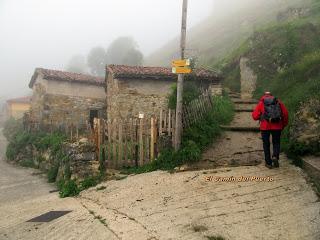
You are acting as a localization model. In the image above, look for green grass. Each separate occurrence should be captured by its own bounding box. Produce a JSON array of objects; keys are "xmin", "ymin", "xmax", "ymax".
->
[{"xmin": 19, "ymin": 159, "xmax": 36, "ymax": 168}]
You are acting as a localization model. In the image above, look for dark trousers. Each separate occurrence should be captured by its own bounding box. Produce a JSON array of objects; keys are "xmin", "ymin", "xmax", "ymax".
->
[{"xmin": 261, "ymin": 130, "xmax": 281, "ymax": 165}]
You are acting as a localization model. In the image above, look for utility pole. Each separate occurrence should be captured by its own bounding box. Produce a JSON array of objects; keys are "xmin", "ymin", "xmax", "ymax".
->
[{"xmin": 174, "ymin": 0, "xmax": 188, "ymax": 151}]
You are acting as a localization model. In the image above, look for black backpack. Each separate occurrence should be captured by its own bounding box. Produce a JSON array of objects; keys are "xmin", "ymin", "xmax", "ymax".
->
[{"xmin": 261, "ymin": 97, "xmax": 282, "ymax": 123}]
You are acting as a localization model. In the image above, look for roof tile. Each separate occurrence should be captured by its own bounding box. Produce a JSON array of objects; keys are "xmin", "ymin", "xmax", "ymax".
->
[
  {"xmin": 29, "ymin": 68, "xmax": 104, "ymax": 88},
  {"xmin": 106, "ymin": 65, "xmax": 221, "ymax": 82}
]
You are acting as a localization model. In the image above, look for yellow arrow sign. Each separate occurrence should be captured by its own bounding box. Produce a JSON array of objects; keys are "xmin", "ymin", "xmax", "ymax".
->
[
  {"xmin": 172, "ymin": 66, "xmax": 192, "ymax": 74},
  {"xmin": 172, "ymin": 59, "xmax": 191, "ymax": 67}
]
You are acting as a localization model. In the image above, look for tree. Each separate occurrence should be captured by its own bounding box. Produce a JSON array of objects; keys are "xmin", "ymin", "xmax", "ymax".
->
[
  {"xmin": 106, "ymin": 36, "xmax": 144, "ymax": 65},
  {"xmin": 65, "ymin": 55, "xmax": 87, "ymax": 73},
  {"xmin": 87, "ymin": 47, "xmax": 107, "ymax": 76},
  {"xmin": 122, "ymin": 48, "xmax": 143, "ymax": 66}
]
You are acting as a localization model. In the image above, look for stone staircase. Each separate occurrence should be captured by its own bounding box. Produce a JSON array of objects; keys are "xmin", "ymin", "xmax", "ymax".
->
[
  {"xmin": 194, "ymin": 92, "xmax": 263, "ymax": 169},
  {"xmin": 221, "ymin": 92, "xmax": 260, "ymax": 132}
]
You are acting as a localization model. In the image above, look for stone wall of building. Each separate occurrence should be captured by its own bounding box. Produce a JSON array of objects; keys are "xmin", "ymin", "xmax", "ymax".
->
[
  {"xmin": 106, "ymin": 73, "xmax": 221, "ymax": 120},
  {"xmin": 40, "ymin": 94, "xmax": 105, "ymax": 127},
  {"xmin": 107, "ymin": 74, "xmax": 171, "ymax": 120},
  {"xmin": 29, "ymin": 74, "xmax": 106, "ymax": 129}
]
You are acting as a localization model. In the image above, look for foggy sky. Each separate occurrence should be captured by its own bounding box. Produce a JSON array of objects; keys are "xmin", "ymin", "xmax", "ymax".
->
[{"xmin": 0, "ymin": 0, "xmax": 215, "ymax": 100}]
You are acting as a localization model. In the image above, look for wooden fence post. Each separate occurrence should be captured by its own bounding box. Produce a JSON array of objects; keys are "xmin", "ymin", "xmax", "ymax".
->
[
  {"xmin": 150, "ymin": 117, "xmax": 155, "ymax": 161},
  {"xmin": 118, "ymin": 120, "xmax": 123, "ymax": 168},
  {"xmin": 139, "ymin": 117, "xmax": 144, "ymax": 165},
  {"xmin": 159, "ymin": 109, "xmax": 163, "ymax": 136}
]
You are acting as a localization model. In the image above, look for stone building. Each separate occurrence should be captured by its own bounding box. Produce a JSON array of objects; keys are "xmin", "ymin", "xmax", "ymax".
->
[
  {"xmin": 28, "ymin": 68, "xmax": 105, "ymax": 129},
  {"xmin": 6, "ymin": 96, "xmax": 31, "ymax": 120},
  {"xmin": 106, "ymin": 65, "xmax": 222, "ymax": 120}
]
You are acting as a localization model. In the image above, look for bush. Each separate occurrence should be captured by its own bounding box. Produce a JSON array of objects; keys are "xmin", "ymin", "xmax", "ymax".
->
[
  {"xmin": 58, "ymin": 179, "xmax": 80, "ymax": 198},
  {"xmin": 79, "ymin": 176, "xmax": 100, "ymax": 191},
  {"xmin": 3, "ymin": 118, "xmax": 23, "ymax": 142},
  {"xmin": 168, "ymin": 81, "xmax": 201, "ymax": 109}
]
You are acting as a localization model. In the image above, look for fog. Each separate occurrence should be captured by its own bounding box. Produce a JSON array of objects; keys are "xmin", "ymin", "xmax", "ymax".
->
[{"xmin": 0, "ymin": 0, "xmax": 217, "ymax": 100}]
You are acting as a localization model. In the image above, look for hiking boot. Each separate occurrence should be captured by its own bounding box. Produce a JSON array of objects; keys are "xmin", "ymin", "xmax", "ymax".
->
[
  {"xmin": 272, "ymin": 156, "xmax": 279, "ymax": 168},
  {"xmin": 265, "ymin": 163, "xmax": 273, "ymax": 169}
]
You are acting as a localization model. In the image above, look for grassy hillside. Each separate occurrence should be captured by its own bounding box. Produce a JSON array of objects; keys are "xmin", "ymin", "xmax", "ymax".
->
[
  {"xmin": 221, "ymin": 0, "xmax": 320, "ymax": 156},
  {"xmin": 146, "ymin": 0, "xmax": 310, "ymax": 67}
]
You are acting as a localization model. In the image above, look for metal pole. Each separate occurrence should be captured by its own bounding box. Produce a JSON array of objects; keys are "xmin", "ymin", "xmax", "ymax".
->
[{"xmin": 174, "ymin": 0, "xmax": 188, "ymax": 151}]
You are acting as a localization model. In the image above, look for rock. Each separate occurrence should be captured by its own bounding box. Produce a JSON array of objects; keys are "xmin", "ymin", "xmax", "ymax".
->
[
  {"xmin": 79, "ymin": 138, "xmax": 89, "ymax": 144},
  {"xmin": 290, "ymin": 98, "xmax": 320, "ymax": 150},
  {"xmin": 179, "ymin": 165, "xmax": 188, "ymax": 171}
]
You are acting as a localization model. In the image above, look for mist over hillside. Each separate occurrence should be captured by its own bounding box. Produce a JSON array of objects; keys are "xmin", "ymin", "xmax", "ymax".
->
[{"xmin": 146, "ymin": 0, "xmax": 311, "ymax": 68}]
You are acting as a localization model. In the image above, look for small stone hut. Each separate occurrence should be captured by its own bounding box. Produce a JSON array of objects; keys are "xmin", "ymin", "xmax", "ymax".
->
[
  {"xmin": 28, "ymin": 68, "xmax": 105, "ymax": 129},
  {"xmin": 106, "ymin": 65, "xmax": 222, "ymax": 120}
]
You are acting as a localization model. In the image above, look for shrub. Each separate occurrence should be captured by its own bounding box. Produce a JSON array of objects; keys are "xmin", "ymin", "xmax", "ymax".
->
[
  {"xmin": 58, "ymin": 179, "xmax": 80, "ymax": 198},
  {"xmin": 79, "ymin": 176, "xmax": 100, "ymax": 191},
  {"xmin": 168, "ymin": 81, "xmax": 201, "ymax": 109},
  {"xmin": 3, "ymin": 118, "xmax": 23, "ymax": 142}
]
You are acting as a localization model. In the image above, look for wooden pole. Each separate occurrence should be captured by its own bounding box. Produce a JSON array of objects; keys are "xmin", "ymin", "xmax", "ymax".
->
[
  {"xmin": 150, "ymin": 117, "xmax": 155, "ymax": 161},
  {"xmin": 139, "ymin": 117, "xmax": 144, "ymax": 165},
  {"xmin": 174, "ymin": 0, "xmax": 188, "ymax": 151}
]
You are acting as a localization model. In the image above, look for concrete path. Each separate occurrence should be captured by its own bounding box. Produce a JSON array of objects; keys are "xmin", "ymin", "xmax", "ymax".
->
[
  {"xmin": 79, "ymin": 157, "xmax": 320, "ymax": 240},
  {"xmin": 0, "ymin": 129, "xmax": 117, "ymax": 240}
]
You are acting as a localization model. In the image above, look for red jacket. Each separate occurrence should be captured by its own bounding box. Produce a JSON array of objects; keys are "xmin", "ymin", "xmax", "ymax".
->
[{"xmin": 252, "ymin": 94, "xmax": 289, "ymax": 130}]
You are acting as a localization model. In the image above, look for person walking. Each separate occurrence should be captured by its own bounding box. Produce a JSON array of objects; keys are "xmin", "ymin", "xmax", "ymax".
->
[{"xmin": 252, "ymin": 92, "xmax": 289, "ymax": 169}]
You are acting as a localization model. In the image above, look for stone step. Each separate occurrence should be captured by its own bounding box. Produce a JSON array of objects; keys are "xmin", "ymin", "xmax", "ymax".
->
[
  {"xmin": 220, "ymin": 125, "xmax": 260, "ymax": 132},
  {"xmin": 229, "ymin": 94, "xmax": 241, "ymax": 98},
  {"xmin": 235, "ymin": 108, "xmax": 253, "ymax": 112},
  {"xmin": 232, "ymin": 99, "xmax": 258, "ymax": 104}
]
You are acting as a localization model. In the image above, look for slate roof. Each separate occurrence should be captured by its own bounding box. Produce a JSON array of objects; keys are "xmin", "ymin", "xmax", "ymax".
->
[
  {"xmin": 106, "ymin": 65, "xmax": 221, "ymax": 83},
  {"xmin": 7, "ymin": 96, "xmax": 31, "ymax": 104},
  {"xmin": 29, "ymin": 68, "xmax": 104, "ymax": 88}
]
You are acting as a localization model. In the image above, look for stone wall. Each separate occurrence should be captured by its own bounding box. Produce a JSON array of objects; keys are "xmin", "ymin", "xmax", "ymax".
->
[
  {"xmin": 240, "ymin": 57, "xmax": 257, "ymax": 99},
  {"xmin": 41, "ymin": 94, "xmax": 105, "ymax": 126},
  {"xmin": 107, "ymin": 74, "xmax": 171, "ymax": 120},
  {"xmin": 29, "ymin": 74, "xmax": 106, "ymax": 130},
  {"xmin": 106, "ymin": 73, "xmax": 221, "ymax": 120}
]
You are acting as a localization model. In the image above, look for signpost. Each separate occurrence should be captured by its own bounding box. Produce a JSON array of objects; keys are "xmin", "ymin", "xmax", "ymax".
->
[
  {"xmin": 172, "ymin": 59, "xmax": 191, "ymax": 67},
  {"xmin": 171, "ymin": 58, "xmax": 192, "ymax": 74},
  {"xmin": 172, "ymin": 66, "xmax": 192, "ymax": 74},
  {"xmin": 174, "ymin": 0, "xmax": 188, "ymax": 151}
]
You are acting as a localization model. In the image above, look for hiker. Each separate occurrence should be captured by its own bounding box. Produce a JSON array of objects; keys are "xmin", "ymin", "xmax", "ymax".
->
[{"xmin": 252, "ymin": 91, "xmax": 289, "ymax": 169}]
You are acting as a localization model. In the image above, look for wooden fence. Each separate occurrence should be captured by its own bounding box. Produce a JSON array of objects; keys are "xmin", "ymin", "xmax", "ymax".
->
[
  {"xmin": 94, "ymin": 92, "xmax": 214, "ymax": 169},
  {"xmin": 182, "ymin": 91, "xmax": 213, "ymax": 128},
  {"xmin": 94, "ymin": 109, "xmax": 176, "ymax": 168}
]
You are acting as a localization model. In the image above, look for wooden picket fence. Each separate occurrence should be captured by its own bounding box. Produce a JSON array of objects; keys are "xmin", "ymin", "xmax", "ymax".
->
[
  {"xmin": 94, "ymin": 109, "xmax": 177, "ymax": 168},
  {"xmin": 182, "ymin": 90, "xmax": 213, "ymax": 128},
  {"xmin": 94, "ymin": 92, "xmax": 214, "ymax": 169}
]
